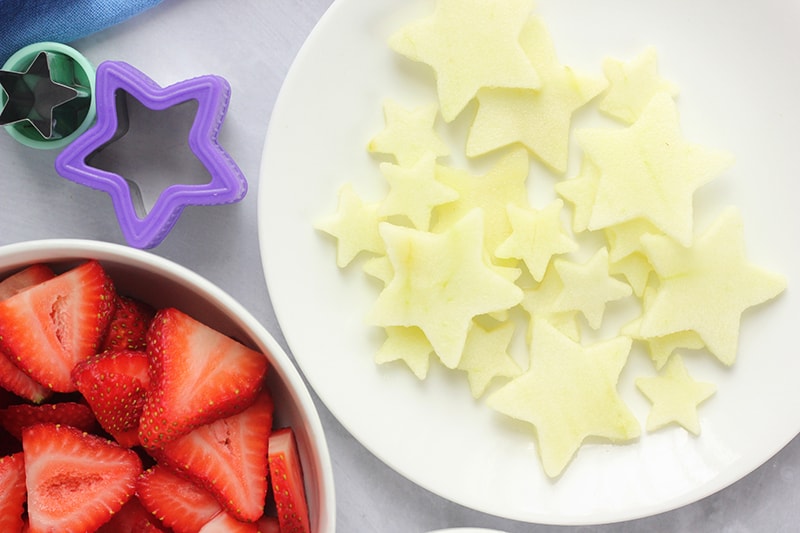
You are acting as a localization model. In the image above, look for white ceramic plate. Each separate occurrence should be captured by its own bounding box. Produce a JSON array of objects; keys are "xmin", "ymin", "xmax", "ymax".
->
[{"xmin": 258, "ymin": 0, "xmax": 800, "ymax": 525}]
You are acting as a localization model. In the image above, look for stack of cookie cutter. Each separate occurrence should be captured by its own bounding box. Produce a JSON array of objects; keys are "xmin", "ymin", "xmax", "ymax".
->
[{"xmin": 0, "ymin": 42, "xmax": 247, "ymax": 249}]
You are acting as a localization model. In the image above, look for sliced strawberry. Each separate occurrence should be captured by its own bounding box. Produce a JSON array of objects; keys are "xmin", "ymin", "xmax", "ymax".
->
[
  {"xmin": 100, "ymin": 295, "xmax": 156, "ymax": 352},
  {"xmin": 0, "ymin": 260, "xmax": 117, "ymax": 392},
  {"xmin": 136, "ymin": 465, "xmax": 222, "ymax": 533},
  {"xmin": 96, "ymin": 496, "xmax": 168, "ymax": 532},
  {"xmin": 0, "ymin": 452, "xmax": 26, "ymax": 533},
  {"xmin": 0, "ymin": 264, "xmax": 55, "ymax": 300},
  {"xmin": 138, "ymin": 307, "xmax": 268, "ymax": 448},
  {"xmin": 197, "ymin": 511, "xmax": 259, "ymax": 532},
  {"xmin": 0, "ymin": 401, "xmax": 96, "ymax": 440},
  {"xmin": 156, "ymin": 390, "xmax": 274, "ymax": 522},
  {"xmin": 0, "ymin": 265, "xmax": 55, "ymax": 404},
  {"xmin": 268, "ymin": 427, "xmax": 311, "ymax": 533},
  {"xmin": 0, "ymin": 352, "xmax": 51, "ymax": 404},
  {"xmin": 256, "ymin": 515, "xmax": 280, "ymax": 533},
  {"xmin": 73, "ymin": 349, "xmax": 150, "ymax": 447},
  {"xmin": 23, "ymin": 423, "xmax": 142, "ymax": 532}
]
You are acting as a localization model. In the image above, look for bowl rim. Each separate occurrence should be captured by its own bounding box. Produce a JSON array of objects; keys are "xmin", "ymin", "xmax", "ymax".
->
[{"xmin": 0, "ymin": 238, "xmax": 336, "ymax": 532}]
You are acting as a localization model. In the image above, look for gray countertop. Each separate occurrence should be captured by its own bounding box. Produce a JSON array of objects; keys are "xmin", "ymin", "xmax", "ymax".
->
[{"xmin": 0, "ymin": 0, "xmax": 796, "ymax": 531}]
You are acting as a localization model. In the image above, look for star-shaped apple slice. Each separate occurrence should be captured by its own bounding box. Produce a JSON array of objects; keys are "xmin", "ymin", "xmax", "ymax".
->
[
  {"xmin": 487, "ymin": 320, "xmax": 639, "ymax": 478},
  {"xmin": 466, "ymin": 16, "xmax": 607, "ymax": 173},
  {"xmin": 636, "ymin": 354, "xmax": 716, "ymax": 435},
  {"xmin": 621, "ymin": 287, "xmax": 705, "ymax": 369},
  {"xmin": 495, "ymin": 200, "xmax": 577, "ymax": 281},
  {"xmin": 598, "ymin": 47, "xmax": 680, "ymax": 124},
  {"xmin": 378, "ymin": 152, "xmax": 459, "ymax": 230},
  {"xmin": 375, "ymin": 326, "xmax": 434, "ymax": 380},
  {"xmin": 54, "ymin": 61, "xmax": 246, "ymax": 249},
  {"xmin": 550, "ymin": 247, "xmax": 632, "ymax": 330},
  {"xmin": 388, "ymin": 0, "xmax": 540, "ymax": 122},
  {"xmin": 315, "ymin": 183, "xmax": 386, "ymax": 268},
  {"xmin": 457, "ymin": 319, "xmax": 521, "ymax": 398},
  {"xmin": 577, "ymin": 92, "xmax": 734, "ymax": 246},
  {"xmin": 554, "ymin": 156, "xmax": 601, "ymax": 234},
  {"xmin": 608, "ymin": 252, "xmax": 653, "ymax": 298},
  {"xmin": 369, "ymin": 209, "xmax": 523, "ymax": 368},
  {"xmin": 638, "ymin": 207, "xmax": 786, "ymax": 365},
  {"xmin": 368, "ymin": 99, "xmax": 449, "ymax": 166},
  {"xmin": 521, "ymin": 264, "xmax": 581, "ymax": 343},
  {"xmin": 433, "ymin": 148, "xmax": 531, "ymax": 258}
]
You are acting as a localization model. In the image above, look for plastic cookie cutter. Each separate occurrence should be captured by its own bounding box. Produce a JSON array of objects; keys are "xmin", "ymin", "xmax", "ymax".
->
[
  {"xmin": 0, "ymin": 42, "xmax": 96, "ymax": 149},
  {"xmin": 54, "ymin": 60, "xmax": 247, "ymax": 249}
]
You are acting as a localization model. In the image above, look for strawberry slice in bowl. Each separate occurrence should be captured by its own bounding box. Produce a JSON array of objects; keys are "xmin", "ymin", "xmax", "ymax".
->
[
  {"xmin": 72, "ymin": 349, "xmax": 151, "ymax": 448},
  {"xmin": 155, "ymin": 389, "xmax": 275, "ymax": 522},
  {"xmin": 99, "ymin": 295, "xmax": 156, "ymax": 352},
  {"xmin": 136, "ymin": 464, "xmax": 223, "ymax": 533},
  {"xmin": 0, "ymin": 452, "xmax": 26, "ymax": 533},
  {"xmin": 138, "ymin": 307, "xmax": 269, "ymax": 449},
  {"xmin": 0, "ymin": 264, "xmax": 56, "ymax": 404},
  {"xmin": 0, "ymin": 401, "xmax": 96, "ymax": 440},
  {"xmin": 0, "ymin": 260, "xmax": 116, "ymax": 392},
  {"xmin": 269, "ymin": 427, "xmax": 312, "ymax": 533},
  {"xmin": 0, "ymin": 263, "xmax": 55, "ymax": 300},
  {"xmin": 22, "ymin": 423, "xmax": 143, "ymax": 532}
]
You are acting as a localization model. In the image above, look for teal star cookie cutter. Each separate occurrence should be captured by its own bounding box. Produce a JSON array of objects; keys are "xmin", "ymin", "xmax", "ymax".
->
[
  {"xmin": 0, "ymin": 42, "xmax": 95, "ymax": 149},
  {"xmin": 54, "ymin": 60, "xmax": 247, "ymax": 249}
]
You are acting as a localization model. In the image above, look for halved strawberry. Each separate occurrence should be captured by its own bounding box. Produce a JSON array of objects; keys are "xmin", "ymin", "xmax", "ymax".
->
[
  {"xmin": 96, "ymin": 496, "xmax": 168, "ymax": 532},
  {"xmin": 0, "ymin": 264, "xmax": 55, "ymax": 300},
  {"xmin": 136, "ymin": 465, "xmax": 222, "ymax": 533},
  {"xmin": 72, "ymin": 349, "xmax": 150, "ymax": 447},
  {"xmin": 0, "ymin": 452, "xmax": 26, "ymax": 533},
  {"xmin": 100, "ymin": 295, "xmax": 156, "ymax": 352},
  {"xmin": 268, "ymin": 427, "xmax": 311, "ymax": 533},
  {"xmin": 197, "ymin": 511, "xmax": 259, "ymax": 532},
  {"xmin": 22, "ymin": 423, "xmax": 142, "ymax": 532},
  {"xmin": 0, "ymin": 352, "xmax": 51, "ymax": 404},
  {"xmin": 0, "ymin": 260, "xmax": 116, "ymax": 392},
  {"xmin": 0, "ymin": 401, "xmax": 96, "ymax": 440},
  {"xmin": 0, "ymin": 266, "xmax": 55, "ymax": 404},
  {"xmin": 156, "ymin": 390, "xmax": 274, "ymax": 522},
  {"xmin": 138, "ymin": 307, "xmax": 268, "ymax": 448}
]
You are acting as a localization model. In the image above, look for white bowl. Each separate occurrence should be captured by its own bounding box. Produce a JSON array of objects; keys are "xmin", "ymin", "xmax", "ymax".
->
[{"xmin": 0, "ymin": 238, "xmax": 335, "ymax": 532}]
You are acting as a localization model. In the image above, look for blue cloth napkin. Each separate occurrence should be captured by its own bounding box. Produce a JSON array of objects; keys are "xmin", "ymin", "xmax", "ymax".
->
[{"xmin": 0, "ymin": 0, "xmax": 164, "ymax": 63}]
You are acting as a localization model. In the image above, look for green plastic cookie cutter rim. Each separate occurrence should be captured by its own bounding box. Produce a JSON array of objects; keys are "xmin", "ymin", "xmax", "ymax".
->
[{"xmin": 1, "ymin": 42, "xmax": 96, "ymax": 150}]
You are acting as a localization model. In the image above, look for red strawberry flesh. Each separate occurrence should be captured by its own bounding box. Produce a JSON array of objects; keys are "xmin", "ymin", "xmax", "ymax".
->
[
  {"xmin": 0, "ymin": 264, "xmax": 55, "ymax": 300},
  {"xmin": 0, "ymin": 261, "xmax": 116, "ymax": 392},
  {"xmin": 268, "ymin": 427, "xmax": 311, "ymax": 533},
  {"xmin": 0, "ymin": 265, "xmax": 55, "ymax": 403},
  {"xmin": 100, "ymin": 295, "xmax": 156, "ymax": 352},
  {"xmin": 72, "ymin": 349, "xmax": 150, "ymax": 447},
  {"xmin": 0, "ymin": 452, "xmax": 26, "ymax": 533},
  {"xmin": 138, "ymin": 307, "xmax": 268, "ymax": 448},
  {"xmin": 136, "ymin": 464, "xmax": 223, "ymax": 533},
  {"xmin": 156, "ymin": 390, "xmax": 274, "ymax": 522},
  {"xmin": 96, "ymin": 495, "xmax": 169, "ymax": 532},
  {"xmin": 0, "ymin": 351, "xmax": 51, "ymax": 404},
  {"xmin": 0, "ymin": 401, "xmax": 96, "ymax": 440},
  {"xmin": 23, "ymin": 423, "xmax": 142, "ymax": 532}
]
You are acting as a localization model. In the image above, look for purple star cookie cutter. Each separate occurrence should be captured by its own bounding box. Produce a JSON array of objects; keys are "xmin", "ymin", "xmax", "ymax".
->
[{"xmin": 54, "ymin": 60, "xmax": 247, "ymax": 249}]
